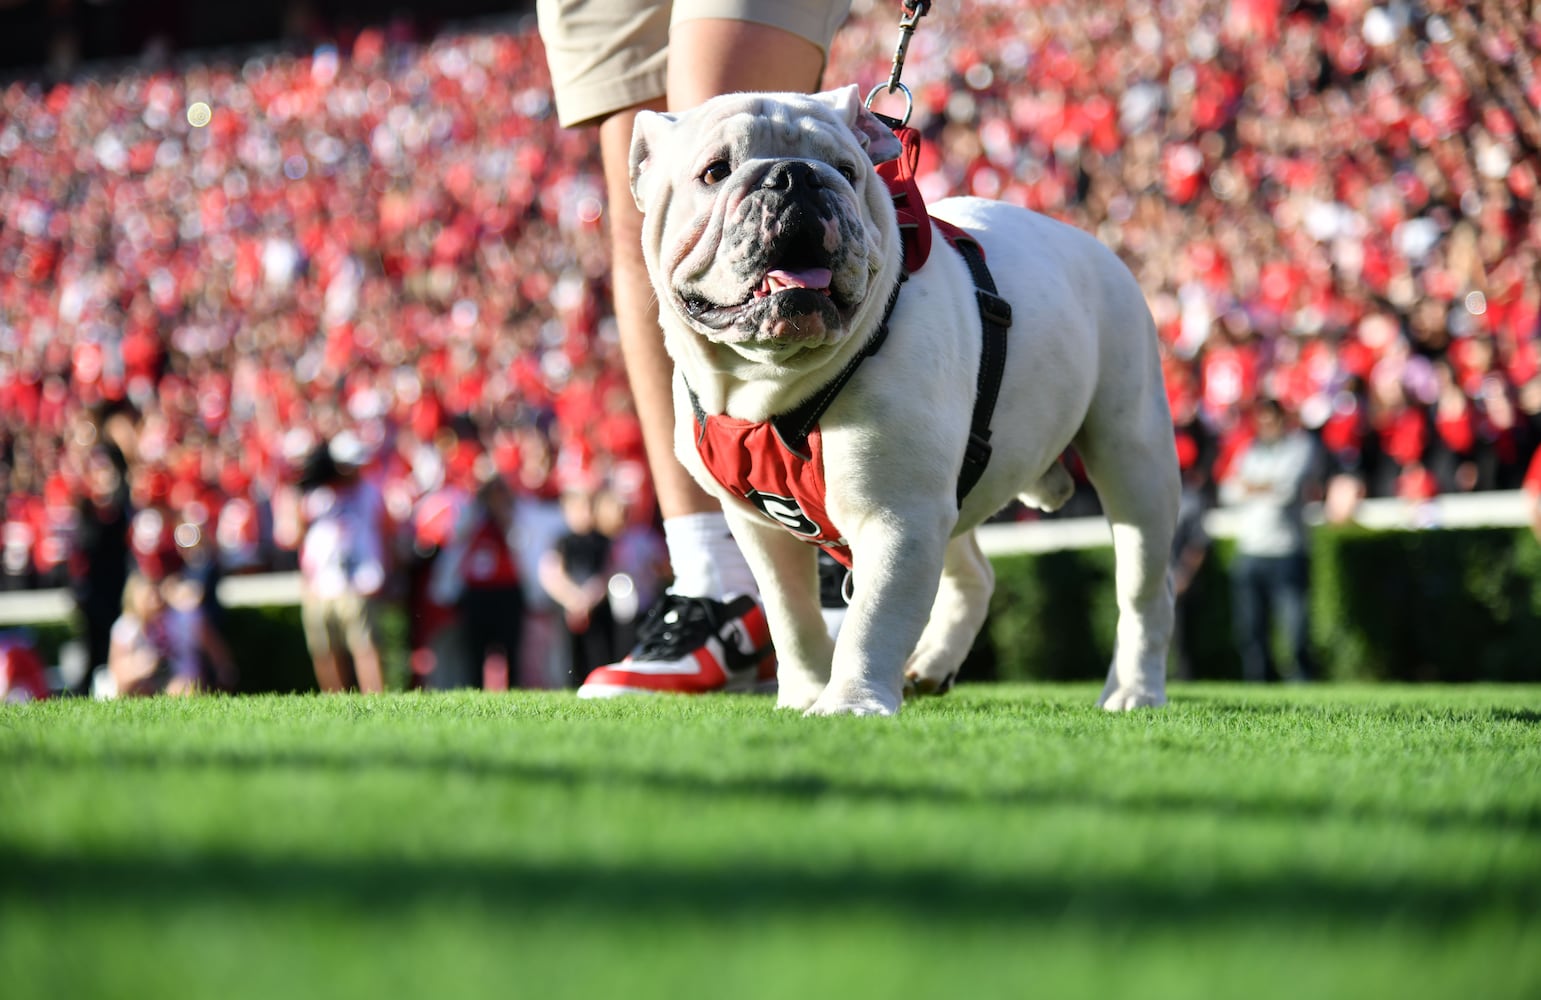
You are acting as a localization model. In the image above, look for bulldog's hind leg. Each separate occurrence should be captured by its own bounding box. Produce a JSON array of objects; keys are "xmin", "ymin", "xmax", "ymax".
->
[
  {"xmin": 903, "ymin": 532, "xmax": 995, "ymax": 697},
  {"xmin": 1074, "ymin": 385, "xmax": 1179, "ymax": 710}
]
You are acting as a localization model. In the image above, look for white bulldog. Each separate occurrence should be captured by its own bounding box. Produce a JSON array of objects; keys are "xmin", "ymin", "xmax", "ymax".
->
[{"xmin": 629, "ymin": 86, "xmax": 1179, "ymax": 716}]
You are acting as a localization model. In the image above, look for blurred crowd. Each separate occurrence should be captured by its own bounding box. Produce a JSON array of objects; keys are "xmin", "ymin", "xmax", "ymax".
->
[
  {"xmin": 829, "ymin": 0, "xmax": 1541, "ymax": 506},
  {"xmin": 0, "ymin": 0, "xmax": 1538, "ymax": 691}
]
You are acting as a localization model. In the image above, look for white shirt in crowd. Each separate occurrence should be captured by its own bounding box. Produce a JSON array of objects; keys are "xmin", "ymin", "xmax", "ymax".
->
[
  {"xmin": 299, "ymin": 480, "xmax": 387, "ymax": 600},
  {"xmin": 1219, "ymin": 429, "xmax": 1319, "ymax": 558}
]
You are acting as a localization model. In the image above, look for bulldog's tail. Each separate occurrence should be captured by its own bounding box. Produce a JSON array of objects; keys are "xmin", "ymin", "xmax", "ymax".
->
[{"xmin": 1018, "ymin": 460, "xmax": 1075, "ymax": 512}]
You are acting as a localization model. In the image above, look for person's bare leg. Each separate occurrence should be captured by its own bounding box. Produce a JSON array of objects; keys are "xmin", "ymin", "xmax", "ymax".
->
[
  {"xmin": 312, "ymin": 651, "xmax": 345, "ymax": 692},
  {"xmin": 665, "ymin": 19, "xmax": 827, "ymax": 110},
  {"xmin": 594, "ymin": 20, "xmax": 828, "ymax": 600},
  {"xmin": 351, "ymin": 645, "xmax": 385, "ymax": 694},
  {"xmin": 599, "ymin": 101, "xmax": 697, "ymax": 519},
  {"xmin": 601, "ymin": 107, "xmax": 761, "ymax": 602},
  {"xmin": 574, "ymin": 18, "xmax": 837, "ymax": 694},
  {"xmin": 350, "ymin": 616, "xmax": 386, "ymax": 694}
]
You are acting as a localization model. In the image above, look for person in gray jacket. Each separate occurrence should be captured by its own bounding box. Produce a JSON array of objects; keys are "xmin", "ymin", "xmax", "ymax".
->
[{"xmin": 1220, "ymin": 398, "xmax": 1321, "ymax": 682}]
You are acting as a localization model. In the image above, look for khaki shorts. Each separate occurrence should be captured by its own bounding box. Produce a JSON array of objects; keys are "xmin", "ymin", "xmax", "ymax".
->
[
  {"xmin": 301, "ymin": 591, "xmax": 383, "ymax": 664},
  {"xmin": 537, "ymin": 0, "xmax": 852, "ymax": 127}
]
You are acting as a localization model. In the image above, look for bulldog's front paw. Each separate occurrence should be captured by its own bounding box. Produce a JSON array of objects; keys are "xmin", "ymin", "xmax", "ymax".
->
[
  {"xmin": 773, "ymin": 658, "xmax": 829, "ymax": 711},
  {"xmin": 776, "ymin": 679, "xmax": 824, "ymax": 712},
  {"xmin": 805, "ymin": 684, "xmax": 902, "ymax": 717},
  {"xmin": 1097, "ymin": 685, "xmax": 1167, "ymax": 711}
]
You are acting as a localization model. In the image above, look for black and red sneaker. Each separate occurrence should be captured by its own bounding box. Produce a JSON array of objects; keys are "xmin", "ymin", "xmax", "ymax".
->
[{"xmin": 576, "ymin": 593, "xmax": 776, "ymax": 697}]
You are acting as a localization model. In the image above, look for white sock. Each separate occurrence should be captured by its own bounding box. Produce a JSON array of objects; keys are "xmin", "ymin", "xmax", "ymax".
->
[{"xmin": 663, "ymin": 512, "xmax": 758, "ymax": 601}]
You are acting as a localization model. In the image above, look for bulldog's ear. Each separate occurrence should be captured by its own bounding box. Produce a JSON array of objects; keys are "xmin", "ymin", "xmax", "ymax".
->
[
  {"xmin": 811, "ymin": 84, "xmax": 903, "ymax": 166},
  {"xmin": 629, "ymin": 109, "xmax": 679, "ymax": 212}
]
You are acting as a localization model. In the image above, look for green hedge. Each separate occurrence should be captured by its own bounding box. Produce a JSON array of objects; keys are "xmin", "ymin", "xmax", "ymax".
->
[
  {"xmin": 25, "ymin": 601, "xmax": 412, "ymax": 694},
  {"xmin": 1308, "ymin": 526, "xmax": 1541, "ymax": 682},
  {"xmin": 22, "ymin": 525, "xmax": 1541, "ymax": 690},
  {"xmin": 984, "ymin": 525, "xmax": 1541, "ymax": 683},
  {"xmin": 220, "ymin": 604, "xmax": 321, "ymax": 693},
  {"xmin": 218, "ymin": 603, "xmax": 412, "ymax": 693}
]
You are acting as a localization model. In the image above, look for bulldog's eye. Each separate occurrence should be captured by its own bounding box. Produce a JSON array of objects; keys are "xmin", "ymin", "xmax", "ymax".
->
[
  {"xmin": 837, "ymin": 163, "xmax": 859, "ymax": 184},
  {"xmin": 700, "ymin": 160, "xmax": 731, "ymax": 186}
]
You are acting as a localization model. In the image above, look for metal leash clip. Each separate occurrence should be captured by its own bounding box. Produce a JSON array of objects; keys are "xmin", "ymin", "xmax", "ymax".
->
[{"xmin": 864, "ymin": 0, "xmax": 931, "ymax": 127}]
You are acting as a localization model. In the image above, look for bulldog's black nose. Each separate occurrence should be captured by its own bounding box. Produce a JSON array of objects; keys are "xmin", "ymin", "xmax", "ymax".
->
[{"xmin": 762, "ymin": 161, "xmax": 823, "ymax": 193}]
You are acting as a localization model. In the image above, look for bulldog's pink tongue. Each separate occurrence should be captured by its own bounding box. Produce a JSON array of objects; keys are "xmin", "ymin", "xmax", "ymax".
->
[{"xmin": 758, "ymin": 267, "xmax": 833, "ymax": 296}]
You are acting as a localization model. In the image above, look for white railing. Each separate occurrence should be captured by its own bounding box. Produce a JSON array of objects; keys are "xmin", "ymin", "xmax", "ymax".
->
[
  {"xmin": 976, "ymin": 489, "xmax": 1532, "ymax": 555},
  {"xmin": 2, "ymin": 490, "xmax": 1532, "ymax": 626},
  {"xmin": 0, "ymin": 571, "xmax": 305, "ymax": 626}
]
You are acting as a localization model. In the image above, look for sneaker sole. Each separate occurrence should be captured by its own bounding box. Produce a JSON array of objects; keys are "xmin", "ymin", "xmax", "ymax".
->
[
  {"xmin": 576, "ymin": 678, "xmax": 778, "ymax": 699},
  {"xmin": 576, "ymin": 683, "xmax": 660, "ymax": 699}
]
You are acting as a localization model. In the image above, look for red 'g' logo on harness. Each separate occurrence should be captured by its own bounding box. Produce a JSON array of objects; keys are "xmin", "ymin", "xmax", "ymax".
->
[{"xmin": 745, "ymin": 490, "xmax": 821, "ymax": 537}]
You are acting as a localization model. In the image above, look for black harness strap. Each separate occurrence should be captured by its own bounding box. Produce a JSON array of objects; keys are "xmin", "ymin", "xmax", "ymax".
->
[
  {"xmin": 952, "ymin": 237, "xmax": 1012, "ymax": 505},
  {"xmin": 772, "ymin": 273, "xmax": 906, "ymax": 455},
  {"xmin": 690, "ymin": 242, "xmax": 1010, "ymax": 509}
]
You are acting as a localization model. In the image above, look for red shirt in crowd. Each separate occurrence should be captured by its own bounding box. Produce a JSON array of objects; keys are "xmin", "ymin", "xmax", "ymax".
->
[
  {"xmin": 1523, "ymin": 445, "xmax": 1541, "ymax": 498},
  {"xmin": 460, "ymin": 514, "xmax": 519, "ymax": 590}
]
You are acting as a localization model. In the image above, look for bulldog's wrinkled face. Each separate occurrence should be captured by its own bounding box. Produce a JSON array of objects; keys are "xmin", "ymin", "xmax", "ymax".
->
[{"xmin": 630, "ymin": 86, "xmax": 904, "ymax": 367}]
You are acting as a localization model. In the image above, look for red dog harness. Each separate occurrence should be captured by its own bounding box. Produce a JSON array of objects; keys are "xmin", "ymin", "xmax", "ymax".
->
[{"xmin": 689, "ymin": 123, "xmax": 1011, "ymax": 569}]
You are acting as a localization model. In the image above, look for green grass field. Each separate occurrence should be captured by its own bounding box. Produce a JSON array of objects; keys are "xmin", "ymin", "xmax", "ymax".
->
[{"xmin": 2, "ymin": 684, "xmax": 1538, "ymax": 999}]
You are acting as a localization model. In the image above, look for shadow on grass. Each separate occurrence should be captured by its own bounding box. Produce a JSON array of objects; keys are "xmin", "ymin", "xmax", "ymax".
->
[
  {"xmin": 1156, "ymin": 695, "xmax": 1541, "ymax": 728},
  {"xmin": 6, "ymin": 740, "xmax": 1540, "ymax": 835},
  {"xmin": 1488, "ymin": 708, "xmax": 1541, "ymax": 725},
  {"xmin": 940, "ymin": 687, "xmax": 1541, "ymax": 719},
  {"xmin": 2, "ymin": 847, "xmax": 1535, "ymax": 931}
]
